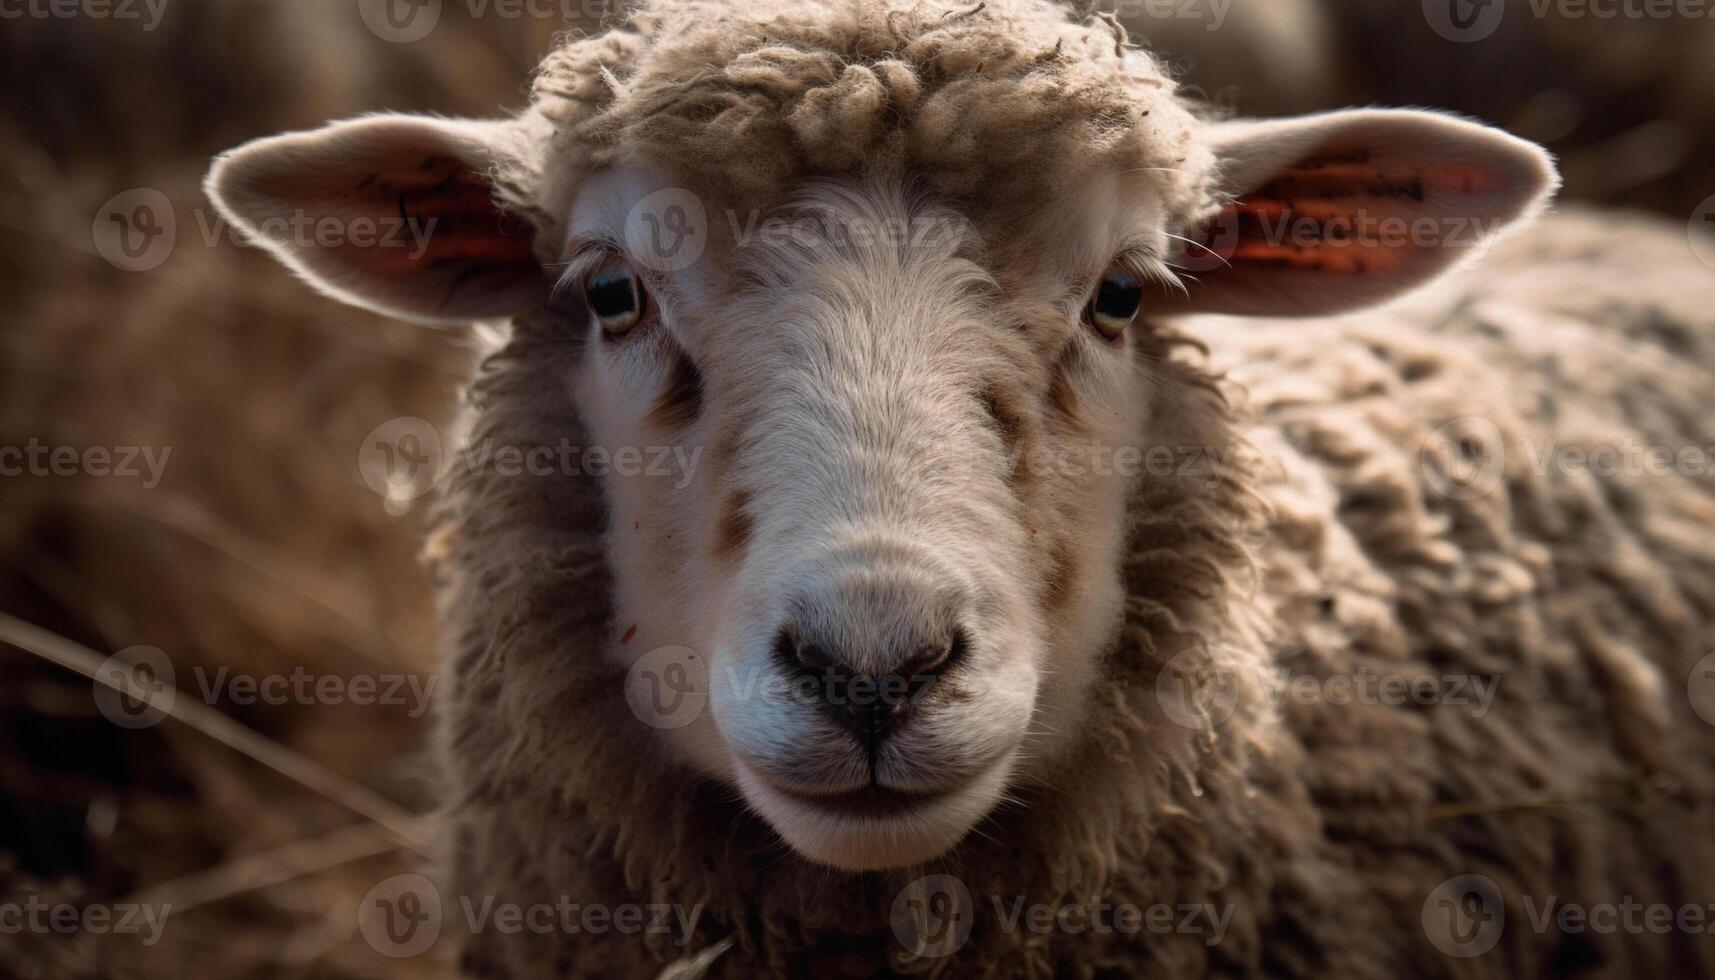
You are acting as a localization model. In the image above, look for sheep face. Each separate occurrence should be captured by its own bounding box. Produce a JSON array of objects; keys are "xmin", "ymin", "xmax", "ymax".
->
[
  {"xmin": 555, "ymin": 162, "xmax": 1164, "ymax": 870},
  {"xmin": 205, "ymin": 13, "xmax": 1555, "ymax": 874}
]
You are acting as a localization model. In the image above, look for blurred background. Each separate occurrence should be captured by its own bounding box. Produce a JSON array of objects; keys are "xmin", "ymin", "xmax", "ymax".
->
[{"xmin": 0, "ymin": 1, "xmax": 1710, "ymax": 976}]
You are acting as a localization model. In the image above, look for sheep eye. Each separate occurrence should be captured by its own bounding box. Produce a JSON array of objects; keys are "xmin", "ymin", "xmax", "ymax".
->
[
  {"xmin": 585, "ymin": 257, "xmax": 645, "ymax": 335},
  {"xmin": 1087, "ymin": 269, "xmax": 1143, "ymax": 340}
]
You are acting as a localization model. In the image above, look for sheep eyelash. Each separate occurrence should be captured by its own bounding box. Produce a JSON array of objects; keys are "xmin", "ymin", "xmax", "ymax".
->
[
  {"xmin": 1115, "ymin": 244, "xmax": 1183, "ymax": 296},
  {"xmin": 550, "ymin": 236, "xmax": 627, "ymax": 305},
  {"xmin": 1065, "ymin": 243, "xmax": 1184, "ymax": 313}
]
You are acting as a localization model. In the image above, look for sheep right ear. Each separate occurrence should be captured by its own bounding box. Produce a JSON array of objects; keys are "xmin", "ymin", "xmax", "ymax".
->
[
  {"xmin": 1158, "ymin": 109, "xmax": 1558, "ymax": 317},
  {"xmin": 206, "ymin": 114, "xmax": 548, "ymax": 324}
]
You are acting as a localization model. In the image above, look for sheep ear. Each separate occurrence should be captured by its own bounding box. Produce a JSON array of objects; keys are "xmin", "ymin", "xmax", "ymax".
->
[
  {"xmin": 1159, "ymin": 109, "xmax": 1558, "ymax": 317},
  {"xmin": 206, "ymin": 114, "xmax": 547, "ymax": 324}
]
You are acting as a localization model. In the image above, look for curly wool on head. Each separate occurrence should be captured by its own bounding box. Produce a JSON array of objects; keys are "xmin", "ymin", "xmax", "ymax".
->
[{"xmin": 498, "ymin": 0, "xmax": 1213, "ymax": 251}]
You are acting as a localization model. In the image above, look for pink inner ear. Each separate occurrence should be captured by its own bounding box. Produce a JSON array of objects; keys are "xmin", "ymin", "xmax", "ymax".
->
[
  {"xmin": 236, "ymin": 146, "xmax": 543, "ymax": 319},
  {"xmin": 339, "ymin": 156, "xmax": 538, "ymax": 276},
  {"xmin": 1201, "ymin": 150, "xmax": 1513, "ymax": 277}
]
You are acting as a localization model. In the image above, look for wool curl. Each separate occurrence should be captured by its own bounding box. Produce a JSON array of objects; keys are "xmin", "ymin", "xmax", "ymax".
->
[{"xmin": 493, "ymin": 0, "xmax": 1212, "ymax": 255}]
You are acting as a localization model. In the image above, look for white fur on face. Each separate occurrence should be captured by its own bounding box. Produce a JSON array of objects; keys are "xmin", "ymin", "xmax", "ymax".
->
[{"xmin": 566, "ymin": 168, "xmax": 1155, "ymax": 871}]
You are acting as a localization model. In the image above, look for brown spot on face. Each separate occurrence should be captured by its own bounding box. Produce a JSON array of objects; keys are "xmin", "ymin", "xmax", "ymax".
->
[
  {"xmin": 648, "ymin": 349, "xmax": 703, "ymax": 430},
  {"xmin": 714, "ymin": 489, "xmax": 755, "ymax": 563},
  {"xmin": 1045, "ymin": 363, "xmax": 1086, "ymax": 432},
  {"xmin": 1040, "ymin": 538, "xmax": 1077, "ymax": 613}
]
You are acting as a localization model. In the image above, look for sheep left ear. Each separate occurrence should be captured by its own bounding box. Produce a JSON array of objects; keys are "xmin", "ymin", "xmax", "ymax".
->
[
  {"xmin": 1158, "ymin": 109, "xmax": 1558, "ymax": 317},
  {"xmin": 205, "ymin": 114, "xmax": 548, "ymax": 325}
]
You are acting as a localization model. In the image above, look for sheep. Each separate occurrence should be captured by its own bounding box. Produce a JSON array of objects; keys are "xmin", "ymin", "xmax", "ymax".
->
[{"xmin": 202, "ymin": 0, "xmax": 1715, "ymax": 976}]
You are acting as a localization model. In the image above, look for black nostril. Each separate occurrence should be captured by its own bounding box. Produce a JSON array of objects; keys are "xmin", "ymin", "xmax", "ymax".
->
[
  {"xmin": 902, "ymin": 627, "xmax": 969, "ymax": 680},
  {"xmin": 773, "ymin": 624, "xmax": 971, "ymax": 743}
]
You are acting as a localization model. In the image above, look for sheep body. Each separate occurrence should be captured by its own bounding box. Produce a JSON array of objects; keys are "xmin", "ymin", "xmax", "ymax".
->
[
  {"xmin": 425, "ymin": 3, "xmax": 1715, "ymax": 976},
  {"xmin": 438, "ymin": 208, "xmax": 1715, "ymax": 978}
]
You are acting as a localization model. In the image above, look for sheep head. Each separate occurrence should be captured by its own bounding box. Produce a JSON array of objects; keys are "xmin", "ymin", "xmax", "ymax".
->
[{"xmin": 205, "ymin": 0, "xmax": 1555, "ymax": 872}]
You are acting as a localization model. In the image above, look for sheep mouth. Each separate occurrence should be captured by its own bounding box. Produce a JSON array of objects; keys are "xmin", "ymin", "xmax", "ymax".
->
[
  {"xmin": 773, "ymin": 783, "xmax": 946, "ymax": 820},
  {"xmin": 734, "ymin": 752, "xmax": 1016, "ymax": 869}
]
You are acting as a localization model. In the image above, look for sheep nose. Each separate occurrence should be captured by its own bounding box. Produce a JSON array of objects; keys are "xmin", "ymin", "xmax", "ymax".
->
[{"xmin": 774, "ymin": 628, "xmax": 967, "ymax": 742}]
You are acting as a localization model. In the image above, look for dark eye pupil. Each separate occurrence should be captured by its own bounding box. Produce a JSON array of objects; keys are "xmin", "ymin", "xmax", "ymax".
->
[
  {"xmin": 587, "ymin": 272, "xmax": 637, "ymax": 318},
  {"xmin": 1094, "ymin": 275, "xmax": 1142, "ymax": 320}
]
